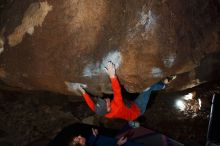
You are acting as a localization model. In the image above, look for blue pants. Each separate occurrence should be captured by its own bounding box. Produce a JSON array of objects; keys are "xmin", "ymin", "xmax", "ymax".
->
[{"xmin": 134, "ymin": 81, "xmax": 165, "ymax": 115}]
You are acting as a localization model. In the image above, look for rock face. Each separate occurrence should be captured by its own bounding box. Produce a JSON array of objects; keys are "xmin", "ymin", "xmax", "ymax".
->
[
  {"xmin": 0, "ymin": 0, "xmax": 220, "ymax": 95},
  {"xmin": 0, "ymin": 90, "xmax": 92, "ymax": 146}
]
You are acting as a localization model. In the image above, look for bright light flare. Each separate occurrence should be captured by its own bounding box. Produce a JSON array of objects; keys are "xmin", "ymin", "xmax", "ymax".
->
[
  {"xmin": 176, "ymin": 100, "xmax": 186, "ymax": 111},
  {"xmin": 198, "ymin": 98, "xmax": 202, "ymax": 110},
  {"xmin": 175, "ymin": 92, "xmax": 202, "ymax": 117}
]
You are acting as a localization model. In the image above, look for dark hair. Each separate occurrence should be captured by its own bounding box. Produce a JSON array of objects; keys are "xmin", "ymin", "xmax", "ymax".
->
[
  {"xmin": 69, "ymin": 140, "xmax": 83, "ymax": 146},
  {"xmin": 65, "ymin": 124, "xmax": 91, "ymax": 146},
  {"xmin": 102, "ymin": 93, "xmax": 114, "ymax": 100}
]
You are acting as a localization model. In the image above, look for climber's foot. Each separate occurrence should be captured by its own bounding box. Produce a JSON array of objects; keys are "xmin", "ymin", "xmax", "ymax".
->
[{"xmin": 163, "ymin": 75, "xmax": 176, "ymax": 84}]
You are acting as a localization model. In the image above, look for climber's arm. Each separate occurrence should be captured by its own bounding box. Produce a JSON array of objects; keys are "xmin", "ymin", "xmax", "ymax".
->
[
  {"xmin": 79, "ymin": 87, "xmax": 95, "ymax": 111},
  {"xmin": 105, "ymin": 61, "xmax": 123, "ymax": 103}
]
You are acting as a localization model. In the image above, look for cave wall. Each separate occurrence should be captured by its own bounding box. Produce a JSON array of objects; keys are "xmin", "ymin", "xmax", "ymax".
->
[{"xmin": 0, "ymin": 0, "xmax": 220, "ymax": 95}]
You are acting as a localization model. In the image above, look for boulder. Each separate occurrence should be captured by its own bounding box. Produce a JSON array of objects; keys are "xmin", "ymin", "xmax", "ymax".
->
[{"xmin": 0, "ymin": 0, "xmax": 220, "ymax": 95}]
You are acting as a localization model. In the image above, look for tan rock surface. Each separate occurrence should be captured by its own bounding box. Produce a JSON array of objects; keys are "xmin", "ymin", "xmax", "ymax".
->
[{"xmin": 0, "ymin": 0, "xmax": 220, "ymax": 95}]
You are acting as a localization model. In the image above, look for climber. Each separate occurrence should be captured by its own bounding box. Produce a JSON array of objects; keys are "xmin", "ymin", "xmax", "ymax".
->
[{"xmin": 79, "ymin": 61, "xmax": 176, "ymax": 126}]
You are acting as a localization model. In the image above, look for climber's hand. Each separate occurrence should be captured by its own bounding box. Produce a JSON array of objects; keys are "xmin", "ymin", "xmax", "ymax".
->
[
  {"xmin": 78, "ymin": 86, "xmax": 86, "ymax": 94},
  {"xmin": 105, "ymin": 61, "xmax": 116, "ymax": 78}
]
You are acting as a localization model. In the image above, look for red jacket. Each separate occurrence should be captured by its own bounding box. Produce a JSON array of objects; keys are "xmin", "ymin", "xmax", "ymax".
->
[{"xmin": 83, "ymin": 77, "xmax": 141, "ymax": 121}]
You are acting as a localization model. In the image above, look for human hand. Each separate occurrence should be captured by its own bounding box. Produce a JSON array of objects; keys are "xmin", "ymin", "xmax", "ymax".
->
[
  {"xmin": 117, "ymin": 136, "xmax": 127, "ymax": 146},
  {"xmin": 92, "ymin": 128, "xmax": 98, "ymax": 137},
  {"xmin": 104, "ymin": 61, "xmax": 116, "ymax": 78},
  {"xmin": 78, "ymin": 86, "xmax": 86, "ymax": 95}
]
